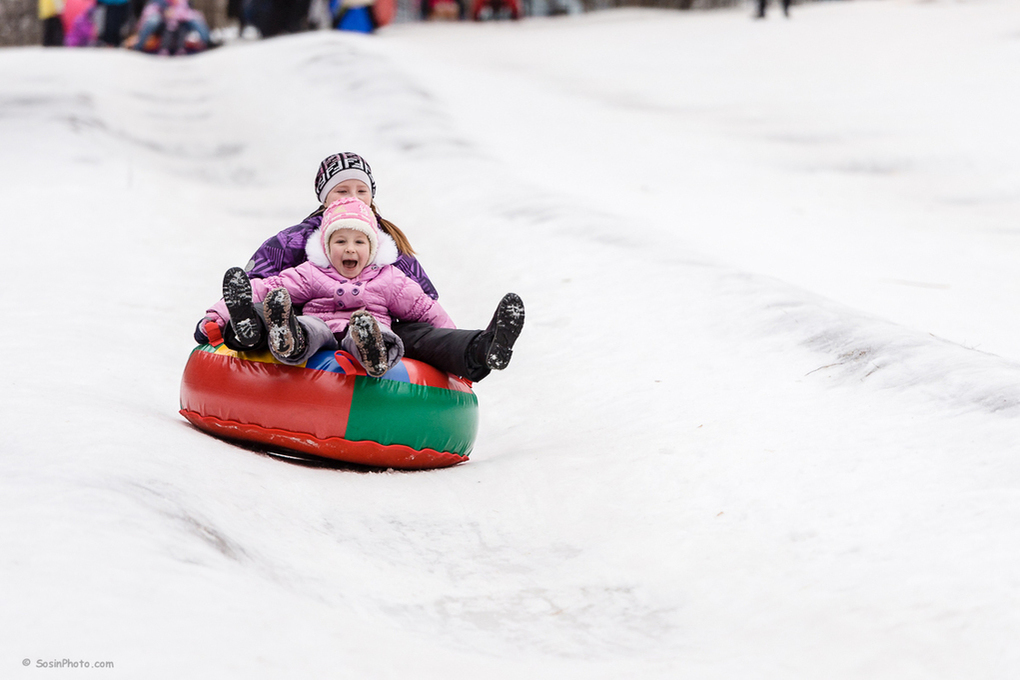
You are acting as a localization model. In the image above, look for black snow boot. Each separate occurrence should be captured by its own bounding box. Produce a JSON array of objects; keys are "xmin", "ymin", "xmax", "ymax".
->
[
  {"xmin": 471, "ymin": 293, "xmax": 525, "ymax": 371},
  {"xmin": 263, "ymin": 287, "xmax": 307, "ymax": 362},
  {"xmin": 223, "ymin": 267, "xmax": 262, "ymax": 348},
  {"xmin": 349, "ymin": 310, "xmax": 389, "ymax": 378}
]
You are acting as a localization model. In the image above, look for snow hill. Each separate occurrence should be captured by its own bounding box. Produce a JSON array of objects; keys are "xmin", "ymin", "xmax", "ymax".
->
[{"xmin": 2, "ymin": 1, "xmax": 1020, "ymax": 677}]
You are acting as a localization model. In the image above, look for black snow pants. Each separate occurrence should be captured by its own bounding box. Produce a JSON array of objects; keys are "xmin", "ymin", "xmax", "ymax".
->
[
  {"xmin": 757, "ymin": 0, "xmax": 789, "ymax": 17},
  {"xmin": 97, "ymin": 1, "xmax": 130, "ymax": 45},
  {"xmin": 391, "ymin": 321, "xmax": 490, "ymax": 383},
  {"xmin": 220, "ymin": 320, "xmax": 490, "ymax": 382}
]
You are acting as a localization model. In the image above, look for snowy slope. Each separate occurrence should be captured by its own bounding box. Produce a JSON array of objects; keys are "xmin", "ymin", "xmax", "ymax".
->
[{"xmin": 2, "ymin": 1, "xmax": 1020, "ymax": 677}]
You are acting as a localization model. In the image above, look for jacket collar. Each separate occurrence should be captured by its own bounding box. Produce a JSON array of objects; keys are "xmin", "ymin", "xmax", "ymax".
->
[{"xmin": 305, "ymin": 224, "xmax": 399, "ymax": 271}]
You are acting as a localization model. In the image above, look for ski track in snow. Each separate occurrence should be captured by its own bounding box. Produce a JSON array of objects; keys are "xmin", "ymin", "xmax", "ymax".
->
[{"xmin": 2, "ymin": 2, "xmax": 1020, "ymax": 677}]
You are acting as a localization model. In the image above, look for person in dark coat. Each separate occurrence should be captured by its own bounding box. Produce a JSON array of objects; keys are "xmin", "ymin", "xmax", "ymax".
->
[
  {"xmin": 756, "ymin": 0, "xmax": 789, "ymax": 19},
  {"xmin": 40, "ymin": 0, "xmax": 65, "ymax": 46},
  {"xmin": 96, "ymin": 0, "xmax": 131, "ymax": 44},
  {"xmin": 248, "ymin": 0, "xmax": 310, "ymax": 36}
]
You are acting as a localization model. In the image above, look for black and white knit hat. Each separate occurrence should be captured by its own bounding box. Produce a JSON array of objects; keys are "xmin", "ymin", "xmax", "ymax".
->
[{"xmin": 314, "ymin": 152, "xmax": 376, "ymax": 204}]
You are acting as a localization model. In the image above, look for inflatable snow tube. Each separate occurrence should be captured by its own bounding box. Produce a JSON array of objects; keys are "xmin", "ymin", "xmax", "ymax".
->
[{"xmin": 179, "ymin": 344, "xmax": 478, "ymax": 469}]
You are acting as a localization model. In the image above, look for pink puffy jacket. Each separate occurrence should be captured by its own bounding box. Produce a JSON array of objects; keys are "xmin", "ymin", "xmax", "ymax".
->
[{"xmin": 206, "ymin": 218, "xmax": 455, "ymax": 335}]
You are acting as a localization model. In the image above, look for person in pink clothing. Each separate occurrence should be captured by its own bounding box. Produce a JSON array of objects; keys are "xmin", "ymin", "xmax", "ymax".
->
[
  {"xmin": 196, "ymin": 151, "xmax": 522, "ymax": 383},
  {"xmin": 207, "ymin": 197, "xmax": 522, "ymax": 379}
]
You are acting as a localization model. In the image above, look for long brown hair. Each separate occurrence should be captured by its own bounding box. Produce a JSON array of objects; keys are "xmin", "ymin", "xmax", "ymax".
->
[{"xmin": 371, "ymin": 203, "xmax": 415, "ymax": 256}]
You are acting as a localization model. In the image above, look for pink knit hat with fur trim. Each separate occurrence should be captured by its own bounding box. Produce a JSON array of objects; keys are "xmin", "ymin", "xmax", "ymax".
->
[{"xmin": 320, "ymin": 198, "xmax": 380, "ymax": 264}]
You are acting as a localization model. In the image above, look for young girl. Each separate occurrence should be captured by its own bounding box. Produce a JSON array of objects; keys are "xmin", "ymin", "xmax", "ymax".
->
[
  {"xmin": 203, "ymin": 197, "xmax": 524, "ymax": 379},
  {"xmin": 242, "ymin": 152, "xmax": 437, "ymax": 298},
  {"xmin": 196, "ymin": 151, "xmax": 523, "ymax": 381},
  {"xmin": 131, "ymin": 0, "xmax": 211, "ymax": 54}
]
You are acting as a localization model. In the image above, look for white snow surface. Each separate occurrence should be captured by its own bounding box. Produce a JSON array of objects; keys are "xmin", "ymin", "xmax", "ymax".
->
[{"xmin": 3, "ymin": 1, "xmax": 1020, "ymax": 676}]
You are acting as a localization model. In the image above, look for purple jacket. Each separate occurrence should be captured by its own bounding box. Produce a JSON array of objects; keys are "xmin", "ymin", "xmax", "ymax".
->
[
  {"xmin": 64, "ymin": 8, "xmax": 96, "ymax": 47},
  {"xmin": 245, "ymin": 211, "xmax": 439, "ymax": 300}
]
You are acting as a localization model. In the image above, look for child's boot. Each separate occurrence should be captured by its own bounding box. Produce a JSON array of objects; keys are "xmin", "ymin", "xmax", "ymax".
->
[
  {"xmin": 264, "ymin": 287, "xmax": 307, "ymax": 362},
  {"xmin": 223, "ymin": 267, "xmax": 262, "ymax": 348},
  {"xmin": 472, "ymin": 293, "xmax": 525, "ymax": 371},
  {"xmin": 349, "ymin": 310, "xmax": 390, "ymax": 378}
]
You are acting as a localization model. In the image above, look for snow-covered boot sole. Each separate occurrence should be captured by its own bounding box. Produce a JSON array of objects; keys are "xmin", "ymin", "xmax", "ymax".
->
[
  {"xmin": 223, "ymin": 267, "xmax": 262, "ymax": 348},
  {"xmin": 264, "ymin": 287, "xmax": 306, "ymax": 362},
  {"xmin": 484, "ymin": 293, "xmax": 525, "ymax": 371},
  {"xmin": 349, "ymin": 310, "xmax": 389, "ymax": 378}
]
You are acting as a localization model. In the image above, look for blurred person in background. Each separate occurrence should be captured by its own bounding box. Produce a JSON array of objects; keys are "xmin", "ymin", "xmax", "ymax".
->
[
  {"xmin": 64, "ymin": 0, "xmax": 99, "ymax": 46},
  {"xmin": 130, "ymin": 0, "xmax": 211, "ymax": 53},
  {"xmin": 421, "ymin": 0, "xmax": 463, "ymax": 20},
  {"xmin": 333, "ymin": 0, "xmax": 377, "ymax": 32},
  {"xmin": 756, "ymin": 0, "xmax": 789, "ymax": 19},
  {"xmin": 248, "ymin": 0, "xmax": 310, "ymax": 37},
  {"xmin": 96, "ymin": 0, "xmax": 130, "ymax": 44},
  {"xmin": 227, "ymin": 0, "xmax": 258, "ymax": 36},
  {"xmin": 40, "ymin": 0, "xmax": 65, "ymax": 45}
]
